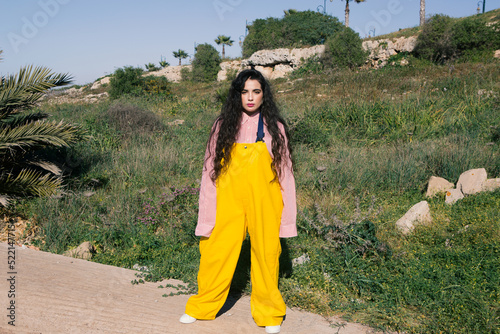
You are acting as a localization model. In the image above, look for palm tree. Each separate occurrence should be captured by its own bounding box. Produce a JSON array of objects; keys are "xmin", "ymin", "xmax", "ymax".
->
[
  {"xmin": 343, "ymin": 0, "xmax": 365, "ymax": 28},
  {"xmin": 173, "ymin": 49, "xmax": 189, "ymax": 66},
  {"xmin": 420, "ymin": 0, "xmax": 426, "ymax": 26},
  {"xmin": 0, "ymin": 59, "xmax": 86, "ymax": 205},
  {"xmin": 214, "ymin": 35, "xmax": 234, "ymax": 59}
]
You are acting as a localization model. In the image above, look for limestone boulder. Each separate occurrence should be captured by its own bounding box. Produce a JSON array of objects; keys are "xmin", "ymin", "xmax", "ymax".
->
[
  {"xmin": 242, "ymin": 45, "xmax": 325, "ymax": 68},
  {"xmin": 457, "ymin": 168, "xmax": 488, "ymax": 195},
  {"xmin": 425, "ymin": 176, "xmax": 455, "ymax": 197},
  {"xmin": 362, "ymin": 36, "xmax": 417, "ymax": 67},
  {"xmin": 271, "ymin": 64, "xmax": 294, "ymax": 80},
  {"xmin": 217, "ymin": 60, "xmax": 243, "ymax": 81},
  {"xmin": 64, "ymin": 241, "xmax": 94, "ymax": 260},
  {"xmin": 483, "ymin": 178, "xmax": 500, "ymax": 192},
  {"xmin": 396, "ymin": 201, "xmax": 432, "ymax": 234},
  {"xmin": 254, "ymin": 66, "xmax": 274, "ymax": 80},
  {"xmin": 146, "ymin": 65, "xmax": 192, "ymax": 83},
  {"xmin": 290, "ymin": 45, "xmax": 325, "ymax": 66},
  {"xmin": 445, "ymin": 188, "xmax": 464, "ymax": 205},
  {"xmin": 243, "ymin": 48, "xmax": 292, "ymax": 67},
  {"xmin": 91, "ymin": 76, "xmax": 111, "ymax": 90}
]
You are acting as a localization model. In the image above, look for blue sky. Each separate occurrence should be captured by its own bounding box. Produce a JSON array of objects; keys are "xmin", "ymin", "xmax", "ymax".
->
[{"xmin": 1, "ymin": 0, "xmax": 499, "ymax": 85}]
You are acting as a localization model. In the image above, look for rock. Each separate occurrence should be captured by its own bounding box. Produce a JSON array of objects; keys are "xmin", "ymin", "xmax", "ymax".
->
[
  {"xmin": 66, "ymin": 87, "xmax": 84, "ymax": 96},
  {"xmin": 146, "ymin": 65, "xmax": 192, "ymax": 83},
  {"xmin": 64, "ymin": 241, "xmax": 94, "ymax": 260},
  {"xmin": 289, "ymin": 45, "xmax": 325, "ymax": 66},
  {"xmin": 316, "ymin": 166, "xmax": 327, "ymax": 172},
  {"xmin": 132, "ymin": 264, "xmax": 150, "ymax": 272},
  {"xmin": 91, "ymin": 76, "xmax": 111, "ymax": 90},
  {"xmin": 243, "ymin": 48, "xmax": 291, "ymax": 67},
  {"xmin": 362, "ymin": 36, "xmax": 417, "ymax": 68},
  {"xmin": 457, "ymin": 168, "xmax": 488, "ymax": 195},
  {"xmin": 395, "ymin": 201, "xmax": 432, "ymax": 234},
  {"xmin": 425, "ymin": 176, "xmax": 454, "ymax": 197},
  {"xmin": 483, "ymin": 178, "xmax": 500, "ymax": 192},
  {"xmin": 271, "ymin": 64, "xmax": 294, "ymax": 80},
  {"xmin": 254, "ymin": 66, "xmax": 274, "ymax": 79},
  {"xmin": 494, "ymin": 50, "xmax": 500, "ymax": 59},
  {"xmin": 445, "ymin": 188, "xmax": 464, "ymax": 205},
  {"xmin": 292, "ymin": 253, "xmax": 310, "ymax": 266},
  {"xmin": 242, "ymin": 45, "xmax": 325, "ymax": 68},
  {"xmin": 217, "ymin": 60, "xmax": 242, "ymax": 81}
]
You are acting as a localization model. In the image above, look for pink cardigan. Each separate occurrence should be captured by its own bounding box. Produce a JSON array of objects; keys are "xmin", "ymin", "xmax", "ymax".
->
[{"xmin": 195, "ymin": 112, "xmax": 298, "ymax": 238}]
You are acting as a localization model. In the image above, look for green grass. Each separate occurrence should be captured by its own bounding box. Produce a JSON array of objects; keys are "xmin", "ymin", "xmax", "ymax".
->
[{"xmin": 9, "ymin": 57, "xmax": 500, "ymax": 333}]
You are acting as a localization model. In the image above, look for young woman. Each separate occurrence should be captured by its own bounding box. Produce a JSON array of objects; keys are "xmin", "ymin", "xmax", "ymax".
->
[{"xmin": 180, "ymin": 68, "xmax": 297, "ymax": 334}]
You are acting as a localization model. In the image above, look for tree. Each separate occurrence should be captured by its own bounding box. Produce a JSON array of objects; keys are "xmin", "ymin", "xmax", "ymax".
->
[
  {"xmin": 242, "ymin": 10, "xmax": 343, "ymax": 58},
  {"xmin": 173, "ymin": 49, "xmax": 189, "ymax": 66},
  {"xmin": 0, "ymin": 59, "xmax": 86, "ymax": 205},
  {"xmin": 191, "ymin": 43, "xmax": 221, "ymax": 82},
  {"xmin": 145, "ymin": 62, "xmax": 159, "ymax": 72},
  {"xmin": 343, "ymin": 0, "xmax": 365, "ymax": 28},
  {"xmin": 214, "ymin": 35, "xmax": 234, "ymax": 59},
  {"xmin": 420, "ymin": 0, "xmax": 426, "ymax": 26}
]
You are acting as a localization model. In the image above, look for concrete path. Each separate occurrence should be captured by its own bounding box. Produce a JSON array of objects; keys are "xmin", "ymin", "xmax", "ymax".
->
[{"xmin": 0, "ymin": 243, "xmax": 382, "ymax": 334}]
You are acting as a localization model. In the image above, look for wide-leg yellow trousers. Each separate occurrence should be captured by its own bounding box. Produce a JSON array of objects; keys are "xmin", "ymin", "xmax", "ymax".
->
[{"xmin": 185, "ymin": 142, "xmax": 286, "ymax": 327}]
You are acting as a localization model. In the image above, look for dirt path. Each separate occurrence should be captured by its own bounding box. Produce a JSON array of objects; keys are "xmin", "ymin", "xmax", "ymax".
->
[{"xmin": 0, "ymin": 243, "xmax": 383, "ymax": 333}]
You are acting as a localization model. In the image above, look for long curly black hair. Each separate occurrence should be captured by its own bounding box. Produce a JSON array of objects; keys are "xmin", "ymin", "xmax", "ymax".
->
[{"xmin": 208, "ymin": 68, "xmax": 292, "ymax": 183}]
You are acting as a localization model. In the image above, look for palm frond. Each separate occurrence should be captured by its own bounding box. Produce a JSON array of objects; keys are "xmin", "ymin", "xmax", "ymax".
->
[
  {"xmin": 29, "ymin": 160, "xmax": 62, "ymax": 176},
  {"xmin": 0, "ymin": 111, "xmax": 49, "ymax": 129},
  {"xmin": 0, "ymin": 194, "xmax": 9, "ymax": 207},
  {"xmin": 0, "ymin": 168, "xmax": 61, "ymax": 197},
  {"xmin": 0, "ymin": 120, "xmax": 86, "ymax": 152},
  {"xmin": 0, "ymin": 65, "xmax": 72, "ymax": 117}
]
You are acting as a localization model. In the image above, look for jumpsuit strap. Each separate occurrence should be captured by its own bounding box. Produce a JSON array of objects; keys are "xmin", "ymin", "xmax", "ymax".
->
[{"xmin": 256, "ymin": 112, "xmax": 265, "ymax": 142}]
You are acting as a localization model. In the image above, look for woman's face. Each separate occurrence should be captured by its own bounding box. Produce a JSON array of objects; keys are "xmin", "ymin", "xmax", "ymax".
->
[{"xmin": 241, "ymin": 79, "xmax": 263, "ymax": 115}]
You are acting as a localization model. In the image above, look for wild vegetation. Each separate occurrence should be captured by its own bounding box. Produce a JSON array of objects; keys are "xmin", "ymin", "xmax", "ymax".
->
[
  {"xmin": 2, "ymin": 9, "xmax": 500, "ymax": 334},
  {"xmin": 242, "ymin": 10, "xmax": 343, "ymax": 58},
  {"xmin": 0, "ymin": 61, "xmax": 86, "ymax": 206}
]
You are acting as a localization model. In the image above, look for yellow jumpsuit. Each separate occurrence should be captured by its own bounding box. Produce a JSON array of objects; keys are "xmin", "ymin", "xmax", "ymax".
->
[{"xmin": 185, "ymin": 141, "xmax": 286, "ymax": 327}]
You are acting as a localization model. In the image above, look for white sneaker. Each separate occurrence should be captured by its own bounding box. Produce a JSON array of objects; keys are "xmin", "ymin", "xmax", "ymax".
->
[
  {"xmin": 179, "ymin": 313, "xmax": 197, "ymax": 324},
  {"xmin": 265, "ymin": 325, "xmax": 281, "ymax": 333}
]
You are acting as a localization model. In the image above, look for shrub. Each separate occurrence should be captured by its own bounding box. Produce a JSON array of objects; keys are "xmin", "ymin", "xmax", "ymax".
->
[
  {"xmin": 191, "ymin": 43, "xmax": 221, "ymax": 82},
  {"xmin": 414, "ymin": 14, "xmax": 500, "ymax": 63},
  {"xmin": 452, "ymin": 15, "xmax": 500, "ymax": 53},
  {"xmin": 414, "ymin": 15, "xmax": 456, "ymax": 63},
  {"xmin": 143, "ymin": 75, "xmax": 172, "ymax": 98},
  {"xmin": 289, "ymin": 55, "xmax": 326, "ymax": 78},
  {"xmin": 242, "ymin": 10, "xmax": 343, "ymax": 58},
  {"xmin": 324, "ymin": 26, "xmax": 368, "ymax": 69},
  {"xmin": 108, "ymin": 66, "xmax": 145, "ymax": 99},
  {"xmin": 180, "ymin": 67, "xmax": 192, "ymax": 82},
  {"xmin": 102, "ymin": 103, "xmax": 165, "ymax": 138},
  {"xmin": 108, "ymin": 67, "xmax": 173, "ymax": 99}
]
